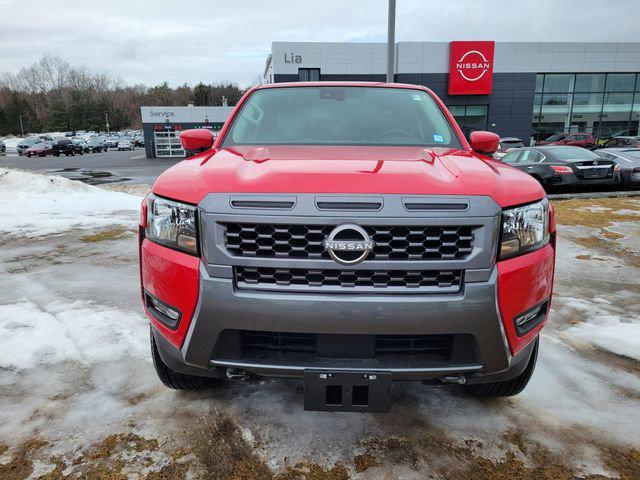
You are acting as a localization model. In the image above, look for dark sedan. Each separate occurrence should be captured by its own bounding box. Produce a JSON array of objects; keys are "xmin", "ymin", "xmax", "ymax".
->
[
  {"xmin": 500, "ymin": 146, "xmax": 621, "ymax": 192},
  {"xmin": 596, "ymin": 148, "xmax": 640, "ymax": 189}
]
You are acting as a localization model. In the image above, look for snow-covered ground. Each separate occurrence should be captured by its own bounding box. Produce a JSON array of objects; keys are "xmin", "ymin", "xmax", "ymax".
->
[
  {"xmin": 0, "ymin": 169, "xmax": 638, "ymax": 479},
  {"xmin": 0, "ymin": 168, "xmax": 140, "ymax": 237}
]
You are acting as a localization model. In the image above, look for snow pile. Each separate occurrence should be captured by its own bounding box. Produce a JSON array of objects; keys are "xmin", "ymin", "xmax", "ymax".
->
[
  {"xmin": 0, "ymin": 168, "xmax": 142, "ymax": 237},
  {"xmin": 2, "ymin": 137, "xmax": 21, "ymax": 152},
  {"xmin": 0, "ymin": 299, "xmax": 149, "ymax": 370},
  {"xmin": 556, "ymin": 293, "xmax": 640, "ymax": 361},
  {"xmin": 565, "ymin": 316, "xmax": 640, "ymax": 361}
]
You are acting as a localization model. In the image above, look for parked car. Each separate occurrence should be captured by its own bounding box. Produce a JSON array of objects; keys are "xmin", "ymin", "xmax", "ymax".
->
[
  {"xmin": 596, "ymin": 148, "xmax": 640, "ymax": 189},
  {"xmin": 51, "ymin": 138, "xmax": 77, "ymax": 156},
  {"xmin": 536, "ymin": 132, "xmax": 595, "ymax": 149},
  {"xmin": 0, "ymin": 139, "xmax": 5, "ymax": 153},
  {"xmin": 17, "ymin": 137, "xmax": 40, "ymax": 155},
  {"xmin": 596, "ymin": 136, "xmax": 640, "ymax": 149},
  {"xmin": 71, "ymin": 138, "xmax": 86, "ymax": 155},
  {"xmin": 25, "ymin": 141, "xmax": 54, "ymax": 157},
  {"xmin": 142, "ymin": 83, "xmax": 556, "ymax": 411},
  {"xmin": 105, "ymin": 136, "xmax": 120, "ymax": 148},
  {"xmin": 38, "ymin": 134, "xmax": 54, "ymax": 142},
  {"xmin": 117, "ymin": 139, "xmax": 134, "ymax": 151},
  {"xmin": 84, "ymin": 137, "xmax": 108, "ymax": 153},
  {"xmin": 501, "ymin": 146, "xmax": 621, "ymax": 191},
  {"xmin": 494, "ymin": 137, "xmax": 525, "ymax": 160},
  {"xmin": 133, "ymin": 136, "xmax": 145, "ymax": 147}
]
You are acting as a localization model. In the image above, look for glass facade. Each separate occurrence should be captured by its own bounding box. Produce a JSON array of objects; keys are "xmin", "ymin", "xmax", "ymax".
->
[
  {"xmin": 449, "ymin": 105, "xmax": 488, "ymax": 138},
  {"xmin": 533, "ymin": 73, "xmax": 640, "ymax": 142}
]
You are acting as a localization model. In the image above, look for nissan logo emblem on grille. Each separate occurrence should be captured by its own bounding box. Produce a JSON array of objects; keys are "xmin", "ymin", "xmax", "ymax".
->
[{"xmin": 323, "ymin": 224, "xmax": 374, "ymax": 266}]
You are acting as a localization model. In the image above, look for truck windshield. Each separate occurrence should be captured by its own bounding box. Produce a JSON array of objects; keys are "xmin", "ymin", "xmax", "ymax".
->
[{"xmin": 223, "ymin": 86, "xmax": 461, "ymax": 148}]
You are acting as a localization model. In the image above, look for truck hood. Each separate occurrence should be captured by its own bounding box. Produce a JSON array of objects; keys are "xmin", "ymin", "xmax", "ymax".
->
[{"xmin": 152, "ymin": 145, "xmax": 545, "ymax": 208}]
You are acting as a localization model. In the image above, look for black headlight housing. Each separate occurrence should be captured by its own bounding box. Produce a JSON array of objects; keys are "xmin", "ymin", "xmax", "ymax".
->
[{"xmin": 146, "ymin": 194, "xmax": 199, "ymax": 256}]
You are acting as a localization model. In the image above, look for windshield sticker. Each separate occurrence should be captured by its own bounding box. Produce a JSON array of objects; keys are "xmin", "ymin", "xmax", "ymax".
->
[{"xmin": 433, "ymin": 134, "xmax": 444, "ymax": 143}]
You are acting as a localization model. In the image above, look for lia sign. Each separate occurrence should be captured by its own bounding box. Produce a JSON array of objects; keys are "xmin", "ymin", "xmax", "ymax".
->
[{"xmin": 448, "ymin": 41, "xmax": 495, "ymax": 95}]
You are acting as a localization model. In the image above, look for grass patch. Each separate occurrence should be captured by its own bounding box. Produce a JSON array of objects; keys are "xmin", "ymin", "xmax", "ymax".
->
[
  {"xmin": 552, "ymin": 197, "xmax": 640, "ymax": 268},
  {"xmin": 275, "ymin": 464, "xmax": 349, "ymax": 480},
  {"xmin": 353, "ymin": 451, "xmax": 378, "ymax": 472},
  {"xmin": 552, "ymin": 197, "xmax": 640, "ymax": 229},
  {"xmin": 80, "ymin": 228, "xmax": 130, "ymax": 243}
]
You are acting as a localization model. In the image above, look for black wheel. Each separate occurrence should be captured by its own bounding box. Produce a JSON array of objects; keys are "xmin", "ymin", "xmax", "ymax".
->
[
  {"xmin": 465, "ymin": 337, "xmax": 539, "ymax": 397},
  {"xmin": 150, "ymin": 329, "xmax": 214, "ymax": 390}
]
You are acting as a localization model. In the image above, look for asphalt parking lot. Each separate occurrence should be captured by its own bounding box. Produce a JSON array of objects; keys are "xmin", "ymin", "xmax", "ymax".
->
[{"xmin": 0, "ymin": 150, "xmax": 180, "ymax": 185}]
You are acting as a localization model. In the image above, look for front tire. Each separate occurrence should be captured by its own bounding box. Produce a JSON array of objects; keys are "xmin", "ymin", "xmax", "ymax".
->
[
  {"xmin": 150, "ymin": 329, "xmax": 214, "ymax": 390},
  {"xmin": 465, "ymin": 338, "xmax": 539, "ymax": 397}
]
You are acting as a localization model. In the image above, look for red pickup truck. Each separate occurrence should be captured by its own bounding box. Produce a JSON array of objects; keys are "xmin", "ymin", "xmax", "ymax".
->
[{"xmin": 139, "ymin": 82, "xmax": 556, "ymax": 412}]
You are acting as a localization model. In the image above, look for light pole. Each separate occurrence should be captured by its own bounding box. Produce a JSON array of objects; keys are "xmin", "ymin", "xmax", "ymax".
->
[
  {"xmin": 386, "ymin": 0, "xmax": 396, "ymax": 83},
  {"xmin": 18, "ymin": 115, "xmax": 24, "ymax": 137},
  {"xmin": 105, "ymin": 113, "xmax": 110, "ymax": 135}
]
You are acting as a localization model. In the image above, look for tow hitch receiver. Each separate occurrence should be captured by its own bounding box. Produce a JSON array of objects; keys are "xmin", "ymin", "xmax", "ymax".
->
[{"xmin": 303, "ymin": 371, "xmax": 392, "ymax": 412}]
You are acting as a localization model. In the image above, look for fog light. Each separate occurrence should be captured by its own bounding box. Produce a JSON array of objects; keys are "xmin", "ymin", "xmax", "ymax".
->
[
  {"xmin": 146, "ymin": 293, "xmax": 181, "ymax": 329},
  {"xmin": 513, "ymin": 299, "xmax": 549, "ymax": 336},
  {"xmin": 516, "ymin": 306, "xmax": 541, "ymax": 327}
]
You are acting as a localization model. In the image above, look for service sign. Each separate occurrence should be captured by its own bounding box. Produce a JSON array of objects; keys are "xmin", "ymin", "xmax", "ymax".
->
[{"xmin": 448, "ymin": 41, "xmax": 495, "ymax": 95}]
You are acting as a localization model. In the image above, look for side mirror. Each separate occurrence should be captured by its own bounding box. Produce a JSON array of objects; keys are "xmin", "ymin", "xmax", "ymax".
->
[
  {"xmin": 469, "ymin": 131, "xmax": 500, "ymax": 155},
  {"xmin": 180, "ymin": 129, "xmax": 214, "ymax": 156}
]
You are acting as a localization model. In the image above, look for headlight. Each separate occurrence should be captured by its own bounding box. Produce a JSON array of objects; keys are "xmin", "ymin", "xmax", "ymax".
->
[
  {"xmin": 146, "ymin": 195, "xmax": 199, "ymax": 255},
  {"xmin": 499, "ymin": 199, "xmax": 549, "ymax": 260}
]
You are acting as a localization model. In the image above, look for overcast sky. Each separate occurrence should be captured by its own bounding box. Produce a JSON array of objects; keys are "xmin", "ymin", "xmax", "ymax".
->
[{"xmin": 1, "ymin": 0, "xmax": 638, "ymax": 88}]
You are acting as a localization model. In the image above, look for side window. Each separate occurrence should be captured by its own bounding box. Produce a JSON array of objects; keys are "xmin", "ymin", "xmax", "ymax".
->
[
  {"xmin": 520, "ymin": 150, "xmax": 540, "ymax": 163},
  {"xmin": 502, "ymin": 151, "xmax": 521, "ymax": 164},
  {"xmin": 622, "ymin": 138, "xmax": 632, "ymax": 145},
  {"xmin": 607, "ymin": 138, "xmax": 619, "ymax": 147}
]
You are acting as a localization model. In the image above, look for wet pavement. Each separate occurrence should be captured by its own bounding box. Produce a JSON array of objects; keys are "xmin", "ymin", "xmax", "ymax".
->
[{"xmin": 0, "ymin": 149, "xmax": 179, "ymax": 184}]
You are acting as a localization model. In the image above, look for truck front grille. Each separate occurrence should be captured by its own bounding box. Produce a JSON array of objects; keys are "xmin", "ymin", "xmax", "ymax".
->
[
  {"xmin": 235, "ymin": 266, "xmax": 462, "ymax": 292},
  {"xmin": 224, "ymin": 223, "xmax": 475, "ymax": 260}
]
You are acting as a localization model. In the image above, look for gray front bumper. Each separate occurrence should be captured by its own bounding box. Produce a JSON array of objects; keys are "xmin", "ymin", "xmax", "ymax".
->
[{"xmin": 168, "ymin": 262, "xmax": 513, "ymax": 381}]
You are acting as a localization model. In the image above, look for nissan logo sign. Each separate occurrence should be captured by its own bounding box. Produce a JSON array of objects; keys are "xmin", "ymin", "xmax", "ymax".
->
[
  {"xmin": 456, "ymin": 50, "xmax": 491, "ymax": 82},
  {"xmin": 323, "ymin": 224, "xmax": 374, "ymax": 266}
]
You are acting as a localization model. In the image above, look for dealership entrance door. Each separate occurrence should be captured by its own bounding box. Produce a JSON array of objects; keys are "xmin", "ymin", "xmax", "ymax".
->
[{"xmin": 154, "ymin": 130, "xmax": 185, "ymax": 157}]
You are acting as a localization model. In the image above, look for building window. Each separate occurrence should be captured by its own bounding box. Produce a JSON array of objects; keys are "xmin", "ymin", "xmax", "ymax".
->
[
  {"xmin": 449, "ymin": 105, "xmax": 488, "ymax": 138},
  {"xmin": 575, "ymin": 74, "xmax": 605, "ymax": 93},
  {"xmin": 532, "ymin": 72, "xmax": 640, "ymax": 142},
  {"xmin": 605, "ymin": 74, "xmax": 636, "ymax": 92},
  {"xmin": 299, "ymin": 68, "xmax": 320, "ymax": 82},
  {"xmin": 542, "ymin": 74, "xmax": 574, "ymax": 93}
]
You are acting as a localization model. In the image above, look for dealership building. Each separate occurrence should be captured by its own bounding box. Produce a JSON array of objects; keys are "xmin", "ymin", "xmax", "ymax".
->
[
  {"xmin": 141, "ymin": 106, "xmax": 233, "ymax": 158},
  {"xmin": 141, "ymin": 41, "xmax": 640, "ymax": 158},
  {"xmin": 264, "ymin": 41, "xmax": 640, "ymax": 143}
]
